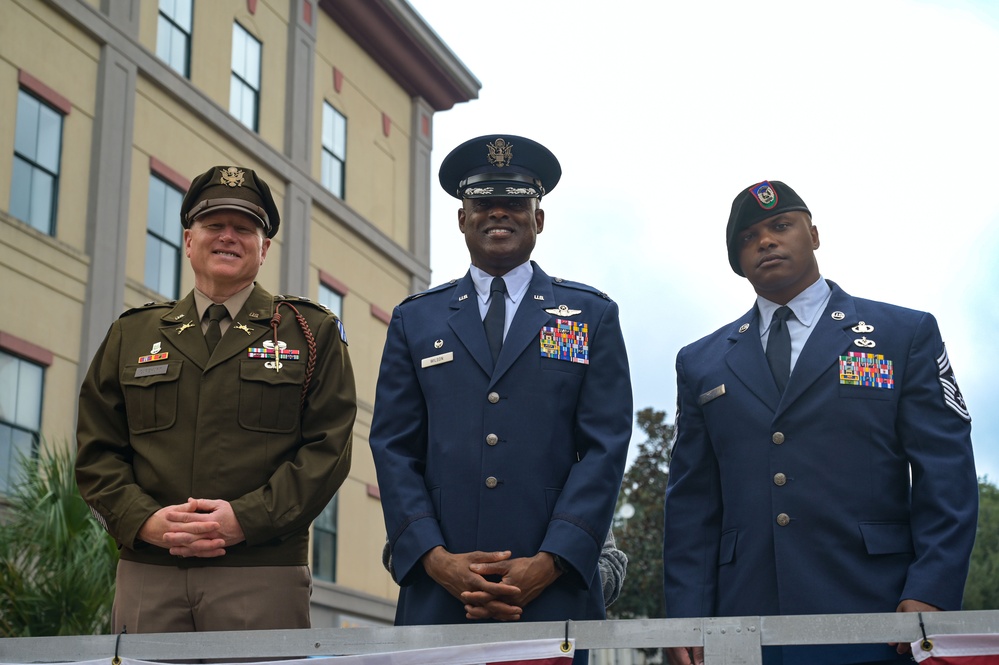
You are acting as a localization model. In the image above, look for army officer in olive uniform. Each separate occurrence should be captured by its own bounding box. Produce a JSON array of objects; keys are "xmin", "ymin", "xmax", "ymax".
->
[
  {"xmin": 76, "ymin": 165, "xmax": 355, "ymax": 633},
  {"xmin": 369, "ymin": 135, "xmax": 633, "ymax": 645}
]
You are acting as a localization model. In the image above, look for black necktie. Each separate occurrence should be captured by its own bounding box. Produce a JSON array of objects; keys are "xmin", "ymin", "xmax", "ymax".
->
[
  {"xmin": 766, "ymin": 306, "xmax": 793, "ymax": 393},
  {"xmin": 483, "ymin": 277, "xmax": 507, "ymax": 364},
  {"xmin": 205, "ymin": 303, "xmax": 228, "ymax": 354}
]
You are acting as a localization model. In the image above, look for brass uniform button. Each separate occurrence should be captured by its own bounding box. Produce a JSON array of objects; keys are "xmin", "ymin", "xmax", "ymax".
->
[
  {"xmin": 485, "ymin": 433, "xmax": 498, "ymax": 446},
  {"xmin": 487, "ymin": 392, "xmax": 500, "ymax": 404},
  {"xmin": 774, "ymin": 473, "xmax": 787, "ymax": 486},
  {"xmin": 485, "ymin": 476, "xmax": 498, "ymax": 489},
  {"xmin": 776, "ymin": 513, "xmax": 790, "ymax": 527},
  {"xmin": 772, "ymin": 432, "xmax": 785, "ymax": 445}
]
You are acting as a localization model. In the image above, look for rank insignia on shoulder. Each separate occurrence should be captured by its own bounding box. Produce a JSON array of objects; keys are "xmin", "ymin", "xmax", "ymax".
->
[
  {"xmin": 540, "ymin": 319, "xmax": 589, "ymax": 365},
  {"xmin": 545, "ymin": 304, "xmax": 582, "ymax": 317},
  {"xmin": 839, "ymin": 352, "xmax": 893, "ymax": 389},
  {"xmin": 937, "ymin": 345, "xmax": 971, "ymax": 421}
]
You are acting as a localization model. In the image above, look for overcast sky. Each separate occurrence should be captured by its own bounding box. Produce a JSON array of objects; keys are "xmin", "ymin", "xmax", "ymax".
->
[{"xmin": 406, "ymin": 0, "xmax": 999, "ymax": 482}]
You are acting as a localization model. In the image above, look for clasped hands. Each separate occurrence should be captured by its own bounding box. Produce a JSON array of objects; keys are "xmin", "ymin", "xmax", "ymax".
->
[
  {"xmin": 138, "ymin": 498, "xmax": 246, "ymax": 558},
  {"xmin": 421, "ymin": 546, "xmax": 562, "ymax": 621}
]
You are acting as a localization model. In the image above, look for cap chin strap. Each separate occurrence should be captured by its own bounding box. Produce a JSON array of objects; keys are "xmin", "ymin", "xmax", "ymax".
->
[
  {"xmin": 457, "ymin": 171, "xmax": 544, "ymax": 197},
  {"xmin": 186, "ymin": 197, "xmax": 269, "ymax": 229}
]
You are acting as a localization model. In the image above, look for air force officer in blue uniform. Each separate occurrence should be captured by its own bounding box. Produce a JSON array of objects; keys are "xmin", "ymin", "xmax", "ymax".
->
[
  {"xmin": 370, "ymin": 135, "xmax": 632, "ymax": 637},
  {"xmin": 663, "ymin": 181, "xmax": 978, "ymax": 665}
]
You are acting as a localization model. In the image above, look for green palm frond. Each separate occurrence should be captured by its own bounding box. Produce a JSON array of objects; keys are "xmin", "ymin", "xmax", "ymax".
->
[{"xmin": 0, "ymin": 441, "xmax": 118, "ymax": 636}]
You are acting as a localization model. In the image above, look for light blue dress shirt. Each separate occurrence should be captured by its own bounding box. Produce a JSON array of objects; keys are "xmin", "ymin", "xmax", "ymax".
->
[
  {"xmin": 469, "ymin": 261, "xmax": 533, "ymax": 341},
  {"xmin": 757, "ymin": 276, "xmax": 833, "ymax": 373}
]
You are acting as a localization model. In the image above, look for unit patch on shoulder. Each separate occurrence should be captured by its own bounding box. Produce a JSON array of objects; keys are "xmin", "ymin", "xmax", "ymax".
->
[
  {"xmin": 937, "ymin": 345, "xmax": 971, "ymax": 422},
  {"xmin": 540, "ymin": 319, "xmax": 589, "ymax": 365}
]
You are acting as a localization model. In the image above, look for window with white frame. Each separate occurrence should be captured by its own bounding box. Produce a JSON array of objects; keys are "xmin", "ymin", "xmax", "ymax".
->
[
  {"xmin": 0, "ymin": 351, "xmax": 44, "ymax": 496},
  {"xmin": 318, "ymin": 282, "xmax": 344, "ymax": 318},
  {"xmin": 230, "ymin": 22, "xmax": 261, "ymax": 131},
  {"xmin": 312, "ymin": 278, "xmax": 345, "ymax": 581},
  {"xmin": 145, "ymin": 174, "xmax": 184, "ymax": 299},
  {"xmin": 312, "ymin": 495, "xmax": 338, "ymax": 582},
  {"xmin": 321, "ymin": 102, "xmax": 347, "ymax": 199},
  {"xmin": 11, "ymin": 89, "xmax": 64, "ymax": 235},
  {"xmin": 157, "ymin": 0, "xmax": 193, "ymax": 78}
]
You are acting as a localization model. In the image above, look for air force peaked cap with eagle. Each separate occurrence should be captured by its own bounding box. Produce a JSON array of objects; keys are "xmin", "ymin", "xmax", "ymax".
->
[{"xmin": 439, "ymin": 134, "xmax": 562, "ymax": 200}]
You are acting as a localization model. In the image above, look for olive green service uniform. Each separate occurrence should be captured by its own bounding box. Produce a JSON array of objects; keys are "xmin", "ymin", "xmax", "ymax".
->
[{"xmin": 76, "ymin": 283, "xmax": 355, "ymax": 629}]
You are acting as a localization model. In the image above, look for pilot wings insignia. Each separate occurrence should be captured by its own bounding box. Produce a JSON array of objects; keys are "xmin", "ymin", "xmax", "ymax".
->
[{"xmin": 545, "ymin": 304, "xmax": 581, "ymax": 317}]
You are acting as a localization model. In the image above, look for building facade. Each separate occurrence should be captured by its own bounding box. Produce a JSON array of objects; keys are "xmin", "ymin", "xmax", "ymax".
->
[{"xmin": 0, "ymin": 0, "xmax": 478, "ymax": 628}]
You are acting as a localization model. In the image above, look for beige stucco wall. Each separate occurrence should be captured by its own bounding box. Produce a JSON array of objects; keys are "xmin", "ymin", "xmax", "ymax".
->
[
  {"xmin": 0, "ymin": 0, "xmax": 460, "ymax": 616},
  {"xmin": 1, "ymin": 1, "xmax": 98, "ymax": 448},
  {"xmin": 313, "ymin": 17, "xmax": 414, "ymax": 250}
]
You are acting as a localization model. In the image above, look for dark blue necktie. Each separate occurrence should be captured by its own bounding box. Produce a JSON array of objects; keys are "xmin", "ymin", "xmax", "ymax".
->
[
  {"xmin": 766, "ymin": 306, "xmax": 792, "ymax": 393},
  {"xmin": 483, "ymin": 277, "xmax": 507, "ymax": 364}
]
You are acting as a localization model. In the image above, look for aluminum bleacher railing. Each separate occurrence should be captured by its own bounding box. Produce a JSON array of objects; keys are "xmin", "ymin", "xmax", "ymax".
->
[{"xmin": 1, "ymin": 611, "xmax": 998, "ymax": 665}]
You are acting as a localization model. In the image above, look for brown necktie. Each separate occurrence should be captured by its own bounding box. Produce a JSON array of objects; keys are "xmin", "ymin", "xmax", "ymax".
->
[{"xmin": 205, "ymin": 304, "xmax": 228, "ymax": 354}]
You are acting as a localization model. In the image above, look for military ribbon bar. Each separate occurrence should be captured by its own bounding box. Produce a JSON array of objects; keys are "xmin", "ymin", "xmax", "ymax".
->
[
  {"xmin": 839, "ymin": 351, "xmax": 893, "ymax": 388},
  {"xmin": 540, "ymin": 318, "xmax": 589, "ymax": 365},
  {"xmin": 247, "ymin": 347, "xmax": 300, "ymax": 360}
]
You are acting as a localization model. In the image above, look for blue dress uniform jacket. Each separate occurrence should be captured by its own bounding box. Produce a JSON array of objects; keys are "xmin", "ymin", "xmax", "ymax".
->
[
  {"xmin": 370, "ymin": 262, "xmax": 633, "ymax": 625},
  {"xmin": 663, "ymin": 281, "xmax": 977, "ymax": 665}
]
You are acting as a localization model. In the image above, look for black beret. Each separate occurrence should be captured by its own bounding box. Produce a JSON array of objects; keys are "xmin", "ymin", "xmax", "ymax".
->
[
  {"xmin": 180, "ymin": 165, "xmax": 280, "ymax": 238},
  {"xmin": 439, "ymin": 134, "xmax": 561, "ymax": 200},
  {"xmin": 726, "ymin": 180, "xmax": 810, "ymax": 276}
]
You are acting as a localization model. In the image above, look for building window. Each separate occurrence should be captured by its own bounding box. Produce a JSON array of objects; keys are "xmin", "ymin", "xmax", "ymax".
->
[
  {"xmin": 321, "ymin": 102, "xmax": 346, "ymax": 198},
  {"xmin": 312, "ymin": 495, "xmax": 337, "ymax": 582},
  {"xmin": 318, "ymin": 282, "xmax": 344, "ymax": 318},
  {"xmin": 312, "ymin": 277, "xmax": 346, "ymax": 581},
  {"xmin": 0, "ymin": 351, "xmax": 43, "ymax": 496},
  {"xmin": 230, "ymin": 22, "xmax": 261, "ymax": 131},
  {"xmin": 145, "ymin": 174, "xmax": 184, "ymax": 299},
  {"xmin": 11, "ymin": 89, "xmax": 64, "ymax": 235},
  {"xmin": 157, "ymin": 0, "xmax": 193, "ymax": 78}
]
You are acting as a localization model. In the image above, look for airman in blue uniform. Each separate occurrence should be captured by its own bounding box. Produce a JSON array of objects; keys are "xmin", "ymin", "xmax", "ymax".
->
[
  {"xmin": 663, "ymin": 180, "xmax": 978, "ymax": 665},
  {"xmin": 370, "ymin": 136, "xmax": 633, "ymax": 655}
]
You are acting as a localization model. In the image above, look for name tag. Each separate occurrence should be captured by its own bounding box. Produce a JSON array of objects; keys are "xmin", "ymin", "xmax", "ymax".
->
[
  {"xmin": 135, "ymin": 364, "xmax": 169, "ymax": 378},
  {"xmin": 421, "ymin": 352, "xmax": 454, "ymax": 368},
  {"xmin": 698, "ymin": 384, "xmax": 725, "ymax": 405}
]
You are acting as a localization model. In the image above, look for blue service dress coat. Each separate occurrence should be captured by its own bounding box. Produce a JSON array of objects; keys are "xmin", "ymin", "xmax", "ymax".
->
[
  {"xmin": 663, "ymin": 281, "xmax": 977, "ymax": 665},
  {"xmin": 370, "ymin": 262, "xmax": 633, "ymax": 625}
]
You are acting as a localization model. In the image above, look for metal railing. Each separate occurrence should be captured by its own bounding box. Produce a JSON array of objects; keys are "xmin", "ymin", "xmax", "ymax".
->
[{"xmin": 2, "ymin": 611, "xmax": 998, "ymax": 664}]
